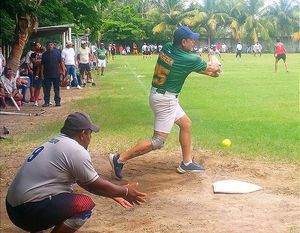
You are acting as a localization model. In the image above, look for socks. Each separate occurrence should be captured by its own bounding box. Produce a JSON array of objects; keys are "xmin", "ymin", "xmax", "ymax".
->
[{"xmin": 183, "ymin": 161, "xmax": 192, "ymax": 166}]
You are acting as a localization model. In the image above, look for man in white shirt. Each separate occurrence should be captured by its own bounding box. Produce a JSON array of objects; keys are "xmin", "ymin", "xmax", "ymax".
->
[
  {"xmin": 77, "ymin": 41, "xmax": 95, "ymax": 87},
  {"xmin": 61, "ymin": 41, "xmax": 81, "ymax": 89},
  {"xmin": 236, "ymin": 42, "xmax": 243, "ymax": 60},
  {"xmin": 253, "ymin": 42, "xmax": 262, "ymax": 56}
]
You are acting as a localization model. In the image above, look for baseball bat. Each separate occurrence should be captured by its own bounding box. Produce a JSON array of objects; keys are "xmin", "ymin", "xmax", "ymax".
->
[{"xmin": 0, "ymin": 111, "xmax": 31, "ymax": 116}]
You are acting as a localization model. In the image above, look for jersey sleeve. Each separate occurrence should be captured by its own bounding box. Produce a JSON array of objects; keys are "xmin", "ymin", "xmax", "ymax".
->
[
  {"xmin": 68, "ymin": 149, "xmax": 99, "ymax": 185},
  {"xmin": 192, "ymin": 56, "xmax": 207, "ymax": 73}
]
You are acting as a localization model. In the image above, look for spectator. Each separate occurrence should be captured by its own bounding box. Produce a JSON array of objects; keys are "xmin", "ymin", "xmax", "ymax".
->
[
  {"xmin": 133, "ymin": 43, "xmax": 138, "ymax": 55},
  {"xmin": 221, "ymin": 43, "xmax": 227, "ymax": 53},
  {"xmin": 142, "ymin": 43, "xmax": 147, "ymax": 59},
  {"xmin": 0, "ymin": 66, "xmax": 23, "ymax": 109},
  {"xmin": 25, "ymin": 42, "xmax": 35, "ymax": 102},
  {"xmin": 62, "ymin": 41, "xmax": 81, "ymax": 89},
  {"xmin": 119, "ymin": 45, "xmax": 124, "ymax": 55},
  {"xmin": 30, "ymin": 42, "xmax": 44, "ymax": 106},
  {"xmin": 16, "ymin": 67, "xmax": 30, "ymax": 104},
  {"xmin": 6, "ymin": 112, "xmax": 146, "ymax": 232},
  {"xmin": 77, "ymin": 41, "xmax": 95, "ymax": 87},
  {"xmin": 40, "ymin": 41, "xmax": 64, "ymax": 107},
  {"xmin": 95, "ymin": 43, "xmax": 108, "ymax": 76},
  {"xmin": 158, "ymin": 44, "xmax": 163, "ymax": 52},
  {"xmin": 108, "ymin": 43, "xmax": 112, "ymax": 60},
  {"xmin": 110, "ymin": 44, "xmax": 116, "ymax": 60},
  {"xmin": 126, "ymin": 45, "xmax": 131, "ymax": 54}
]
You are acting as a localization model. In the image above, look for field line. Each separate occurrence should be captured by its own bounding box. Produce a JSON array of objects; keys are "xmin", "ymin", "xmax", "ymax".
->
[{"xmin": 121, "ymin": 56, "xmax": 149, "ymax": 95}]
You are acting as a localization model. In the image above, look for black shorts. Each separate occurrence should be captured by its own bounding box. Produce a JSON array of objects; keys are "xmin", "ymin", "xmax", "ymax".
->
[
  {"xmin": 6, "ymin": 193, "xmax": 95, "ymax": 232},
  {"xmin": 79, "ymin": 63, "xmax": 91, "ymax": 72},
  {"xmin": 33, "ymin": 78, "xmax": 43, "ymax": 88},
  {"xmin": 276, "ymin": 54, "xmax": 286, "ymax": 61}
]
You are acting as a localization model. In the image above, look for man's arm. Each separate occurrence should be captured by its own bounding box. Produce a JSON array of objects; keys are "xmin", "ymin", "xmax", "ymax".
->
[
  {"xmin": 78, "ymin": 177, "xmax": 146, "ymax": 206},
  {"xmin": 199, "ymin": 64, "xmax": 221, "ymax": 77},
  {"xmin": 40, "ymin": 64, "xmax": 44, "ymax": 79}
]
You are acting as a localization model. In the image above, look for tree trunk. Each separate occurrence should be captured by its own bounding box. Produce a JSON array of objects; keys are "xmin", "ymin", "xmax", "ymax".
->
[{"xmin": 7, "ymin": 13, "xmax": 38, "ymax": 73}]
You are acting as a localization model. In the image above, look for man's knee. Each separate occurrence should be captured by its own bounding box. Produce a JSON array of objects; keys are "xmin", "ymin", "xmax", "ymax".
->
[
  {"xmin": 151, "ymin": 135, "xmax": 166, "ymax": 150},
  {"xmin": 177, "ymin": 116, "xmax": 192, "ymax": 129},
  {"xmin": 63, "ymin": 210, "xmax": 92, "ymax": 230}
]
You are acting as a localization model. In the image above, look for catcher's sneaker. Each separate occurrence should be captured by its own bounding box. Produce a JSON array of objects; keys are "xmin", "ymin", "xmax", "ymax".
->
[
  {"xmin": 109, "ymin": 153, "xmax": 124, "ymax": 179},
  {"xmin": 177, "ymin": 162, "xmax": 205, "ymax": 174}
]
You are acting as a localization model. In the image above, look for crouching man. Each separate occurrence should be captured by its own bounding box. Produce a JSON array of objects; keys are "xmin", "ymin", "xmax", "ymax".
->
[{"xmin": 6, "ymin": 112, "xmax": 146, "ymax": 233}]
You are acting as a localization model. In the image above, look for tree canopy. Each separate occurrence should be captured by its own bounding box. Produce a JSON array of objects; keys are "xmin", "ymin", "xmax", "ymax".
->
[{"xmin": 1, "ymin": 0, "xmax": 299, "ymax": 70}]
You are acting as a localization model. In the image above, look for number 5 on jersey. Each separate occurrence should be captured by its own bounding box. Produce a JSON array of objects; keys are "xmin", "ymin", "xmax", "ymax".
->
[{"xmin": 152, "ymin": 63, "xmax": 170, "ymax": 85}]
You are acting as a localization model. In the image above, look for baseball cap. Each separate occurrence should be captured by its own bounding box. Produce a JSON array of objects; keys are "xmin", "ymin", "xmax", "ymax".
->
[
  {"xmin": 62, "ymin": 112, "xmax": 100, "ymax": 132},
  {"xmin": 174, "ymin": 26, "xmax": 200, "ymax": 41},
  {"xmin": 66, "ymin": 41, "xmax": 73, "ymax": 45},
  {"xmin": 81, "ymin": 40, "xmax": 87, "ymax": 44}
]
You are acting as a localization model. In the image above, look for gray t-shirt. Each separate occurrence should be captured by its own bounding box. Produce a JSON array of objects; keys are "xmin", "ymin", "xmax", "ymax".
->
[{"xmin": 7, "ymin": 134, "xmax": 99, "ymax": 207}]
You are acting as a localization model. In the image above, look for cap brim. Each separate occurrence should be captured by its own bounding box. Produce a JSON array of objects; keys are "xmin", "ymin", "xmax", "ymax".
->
[
  {"xmin": 190, "ymin": 33, "xmax": 200, "ymax": 39},
  {"xmin": 90, "ymin": 124, "xmax": 100, "ymax": 133}
]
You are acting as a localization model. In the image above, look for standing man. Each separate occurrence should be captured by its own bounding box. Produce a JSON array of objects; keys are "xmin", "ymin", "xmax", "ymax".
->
[
  {"xmin": 95, "ymin": 43, "xmax": 108, "ymax": 76},
  {"xmin": 77, "ymin": 41, "xmax": 95, "ymax": 87},
  {"xmin": 25, "ymin": 42, "xmax": 35, "ymax": 102},
  {"xmin": 208, "ymin": 45, "xmax": 223, "ymax": 67},
  {"xmin": 133, "ymin": 43, "xmax": 138, "ymax": 55},
  {"xmin": 253, "ymin": 41, "xmax": 262, "ymax": 56},
  {"xmin": 274, "ymin": 38, "xmax": 288, "ymax": 72},
  {"xmin": 236, "ymin": 42, "xmax": 242, "ymax": 60},
  {"xmin": 41, "ymin": 41, "xmax": 64, "ymax": 107},
  {"xmin": 109, "ymin": 26, "xmax": 221, "ymax": 179},
  {"xmin": 30, "ymin": 42, "xmax": 43, "ymax": 106},
  {"xmin": 142, "ymin": 43, "xmax": 147, "ymax": 59},
  {"xmin": 6, "ymin": 112, "xmax": 146, "ymax": 233},
  {"xmin": 61, "ymin": 41, "xmax": 81, "ymax": 89}
]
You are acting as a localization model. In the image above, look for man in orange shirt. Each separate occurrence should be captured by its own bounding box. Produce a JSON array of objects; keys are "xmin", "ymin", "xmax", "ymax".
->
[{"xmin": 274, "ymin": 38, "xmax": 288, "ymax": 72}]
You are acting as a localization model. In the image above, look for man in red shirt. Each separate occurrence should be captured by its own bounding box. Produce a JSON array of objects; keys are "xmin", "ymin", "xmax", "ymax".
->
[{"xmin": 274, "ymin": 38, "xmax": 288, "ymax": 72}]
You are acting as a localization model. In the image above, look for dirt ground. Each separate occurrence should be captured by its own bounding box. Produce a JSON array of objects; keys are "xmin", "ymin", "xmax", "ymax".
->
[{"xmin": 0, "ymin": 87, "xmax": 299, "ymax": 233}]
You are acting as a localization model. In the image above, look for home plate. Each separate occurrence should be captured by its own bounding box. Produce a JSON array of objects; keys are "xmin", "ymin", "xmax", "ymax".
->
[{"xmin": 213, "ymin": 179, "xmax": 263, "ymax": 194}]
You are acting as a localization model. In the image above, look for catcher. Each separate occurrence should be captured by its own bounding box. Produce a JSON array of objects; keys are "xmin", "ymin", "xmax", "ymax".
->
[{"xmin": 6, "ymin": 112, "xmax": 146, "ymax": 232}]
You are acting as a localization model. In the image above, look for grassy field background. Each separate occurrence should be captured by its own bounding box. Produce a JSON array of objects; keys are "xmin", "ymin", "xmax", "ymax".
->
[{"xmin": 3, "ymin": 53, "xmax": 300, "ymax": 162}]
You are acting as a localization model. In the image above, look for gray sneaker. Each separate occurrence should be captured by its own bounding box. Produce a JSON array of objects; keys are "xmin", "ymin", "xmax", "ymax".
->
[
  {"xmin": 177, "ymin": 162, "xmax": 205, "ymax": 174},
  {"xmin": 109, "ymin": 153, "xmax": 124, "ymax": 179}
]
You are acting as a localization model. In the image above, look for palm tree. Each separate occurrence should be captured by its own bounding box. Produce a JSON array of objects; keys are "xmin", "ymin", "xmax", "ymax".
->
[
  {"xmin": 265, "ymin": 0, "xmax": 300, "ymax": 39},
  {"xmin": 240, "ymin": 0, "xmax": 270, "ymax": 44},
  {"xmin": 148, "ymin": 0, "xmax": 186, "ymax": 38},
  {"xmin": 182, "ymin": 0, "xmax": 232, "ymax": 47},
  {"xmin": 220, "ymin": 0, "xmax": 247, "ymax": 41},
  {"xmin": 2, "ymin": 0, "xmax": 40, "ymax": 73}
]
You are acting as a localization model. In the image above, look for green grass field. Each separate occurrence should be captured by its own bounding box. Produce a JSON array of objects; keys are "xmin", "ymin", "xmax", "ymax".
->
[{"xmin": 3, "ymin": 53, "xmax": 300, "ymax": 162}]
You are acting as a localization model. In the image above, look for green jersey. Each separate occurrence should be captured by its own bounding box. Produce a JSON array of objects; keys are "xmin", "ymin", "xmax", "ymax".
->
[
  {"xmin": 152, "ymin": 42, "xmax": 207, "ymax": 93},
  {"xmin": 95, "ymin": 48, "xmax": 107, "ymax": 60}
]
